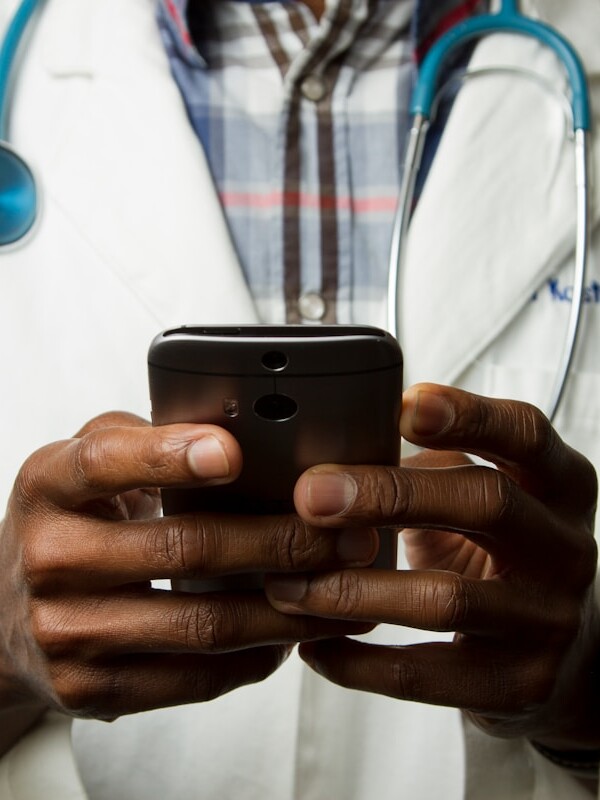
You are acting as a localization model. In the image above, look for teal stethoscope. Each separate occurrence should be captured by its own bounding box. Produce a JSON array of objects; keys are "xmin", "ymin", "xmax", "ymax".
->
[
  {"xmin": 0, "ymin": 0, "xmax": 592, "ymax": 421},
  {"xmin": 387, "ymin": 0, "xmax": 591, "ymax": 422},
  {"xmin": 0, "ymin": 0, "xmax": 38, "ymax": 248}
]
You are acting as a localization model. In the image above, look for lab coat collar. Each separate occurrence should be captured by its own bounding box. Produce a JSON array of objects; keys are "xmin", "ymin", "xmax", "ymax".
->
[
  {"xmin": 22, "ymin": 0, "xmax": 600, "ymax": 376},
  {"xmin": 22, "ymin": 0, "xmax": 258, "ymax": 329}
]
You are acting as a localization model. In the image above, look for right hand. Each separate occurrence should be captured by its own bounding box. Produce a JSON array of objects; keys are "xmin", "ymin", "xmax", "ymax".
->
[{"xmin": 0, "ymin": 412, "xmax": 376, "ymax": 727}]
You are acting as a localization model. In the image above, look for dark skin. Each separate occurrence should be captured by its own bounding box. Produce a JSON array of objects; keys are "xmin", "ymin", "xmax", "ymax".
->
[
  {"xmin": 0, "ymin": 0, "xmax": 595, "ymax": 783},
  {"xmin": 0, "ymin": 384, "xmax": 598, "ymax": 770},
  {"xmin": 0, "ymin": 413, "xmax": 376, "ymax": 755},
  {"xmin": 265, "ymin": 384, "xmax": 600, "ymax": 753}
]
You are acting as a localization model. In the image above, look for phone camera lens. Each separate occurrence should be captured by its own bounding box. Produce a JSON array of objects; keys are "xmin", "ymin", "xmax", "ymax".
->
[
  {"xmin": 254, "ymin": 394, "xmax": 298, "ymax": 422},
  {"xmin": 261, "ymin": 350, "xmax": 288, "ymax": 371}
]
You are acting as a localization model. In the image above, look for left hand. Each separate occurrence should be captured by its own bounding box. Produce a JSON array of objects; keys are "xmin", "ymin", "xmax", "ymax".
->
[{"xmin": 265, "ymin": 383, "xmax": 600, "ymax": 750}]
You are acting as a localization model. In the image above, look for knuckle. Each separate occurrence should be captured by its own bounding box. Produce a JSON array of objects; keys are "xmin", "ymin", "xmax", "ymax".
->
[
  {"xmin": 75, "ymin": 426, "xmax": 176, "ymax": 491},
  {"xmin": 51, "ymin": 666, "xmax": 91, "ymax": 715},
  {"xmin": 478, "ymin": 649, "xmax": 557, "ymax": 714},
  {"xmin": 31, "ymin": 600, "xmax": 92, "ymax": 659},
  {"xmin": 169, "ymin": 600, "xmax": 230, "ymax": 652},
  {"xmin": 485, "ymin": 658, "xmax": 517, "ymax": 709},
  {"xmin": 21, "ymin": 541, "xmax": 54, "ymax": 595},
  {"xmin": 52, "ymin": 663, "xmax": 121, "ymax": 720},
  {"xmin": 390, "ymin": 657, "xmax": 423, "ymax": 702},
  {"xmin": 146, "ymin": 518, "xmax": 197, "ymax": 575},
  {"xmin": 139, "ymin": 431, "xmax": 182, "ymax": 481},
  {"xmin": 274, "ymin": 517, "xmax": 319, "ymax": 570},
  {"xmin": 461, "ymin": 397, "xmax": 555, "ymax": 463},
  {"xmin": 458, "ymin": 394, "xmax": 488, "ymax": 439},
  {"xmin": 154, "ymin": 516, "xmax": 220, "ymax": 577},
  {"xmin": 509, "ymin": 402, "xmax": 556, "ymax": 462},
  {"xmin": 74, "ymin": 431, "xmax": 112, "ymax": 494},
  {"xmin": 13, "ymin": 452, "xmax": 49, "ymax": 512},
  {"xmin": 22, "ymin": 529, "xmax": 74, "ymax": 596},
  {"xmin": 544, "ymin": 521, "xmax": 598, "ymax": 588},
  {"xmin": 432, "ymin": 574, "xmax": 470, "ymax": 631},
  {"xmin": 518, "ymin": 585, "xmax": 579, "ymax": 645},
  {"xmin": 189, "ymin": 665, "xmax": 222, "ymax": 703},
  {"xmin": 361, "ymin": 468, "xmax": 408, "ymax": 520},
  {"xmin": 474, "ymin": 398, "xmax": 554, "ymax": 459},
  {"xmin": 514, "ymin": 656, "xmax": 557, "ymax": 709},
  {"xmin": 30, "ymin": 602, "xmax": 73, "ymax": 657},
  {"xmin": 327, "ymin": 571, "xmax": 363, "ymax": 617},
  {"xmin": 473, "ymin": 467, "xmax": 516, "ymax": 533}
]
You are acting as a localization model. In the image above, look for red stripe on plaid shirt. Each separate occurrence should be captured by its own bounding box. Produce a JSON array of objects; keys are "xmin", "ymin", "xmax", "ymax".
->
[
  {"xmin": 164, "ymin": 0, "xmax": 192, "ymax": 47},
  {"xmin": 220, "ymin": 190, "xmax": 398, "ymax": 213}
]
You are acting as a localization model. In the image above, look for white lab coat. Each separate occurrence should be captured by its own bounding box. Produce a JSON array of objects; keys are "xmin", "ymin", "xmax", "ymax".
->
[{"xmin": 0, "ymin": 0, "xmax": 599, "ymax": 798}]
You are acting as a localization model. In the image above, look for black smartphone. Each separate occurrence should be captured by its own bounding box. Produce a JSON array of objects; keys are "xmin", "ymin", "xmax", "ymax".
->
[{"xmin": 148, "ymin": 325, "xmax": 403, "ymax": 590}]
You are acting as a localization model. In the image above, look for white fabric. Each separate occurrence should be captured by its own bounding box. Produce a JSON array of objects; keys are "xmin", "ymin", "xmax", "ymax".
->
[
  {"xmin": 0, "ymin": 0, "xmax": 599, "ymax": 798},
  {"xmin": 0, "ymin": 713, "xmax": 86, "ymax": 800}
]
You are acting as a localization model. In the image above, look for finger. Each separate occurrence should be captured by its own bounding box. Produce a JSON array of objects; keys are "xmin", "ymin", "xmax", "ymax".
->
[
  {"xmin": 18, "ymin": 424, "xmax": 243, "ymax": 508},
  {"xmin": 293, "ymin": 462, "xmax": 580, "ymax": 566},
  {"xmin": 71, "ymin": 414, "xmax": 159, "ymax": 520},
  {"xmin": 298, "ymin": 638, "xmax": 552, "ymax": 714},
  {"xmin": 34, "ymin": 591, "xmax": 371, "ymax": 659},
  {"xmin": 265, "ymin": 569, "xmax": 575, "ymax": 639},
  {"xmin": 401, "ymin": 526, "xmax": 491, "ymax": 576},
  {"xmin": 402, "ymin": 449, "xmax": 471, "ymax": 469},
  {"xmin": 52, "ymin": 646, "xmax": 291, "ymax": 719},
  {"xmin": 118, "ymin": 487, "xmax": 162, "ymax": 521},
  {"xmin": 29, "ymin": 516, "xmax": 379, "ymax": 591},
  {"xmin": 74, "ymin": 411, "xmax": 151, "ymax": 438},
  {"xmin": 400, "ymin": 383, "xmax": 597, "ymax": 511}
]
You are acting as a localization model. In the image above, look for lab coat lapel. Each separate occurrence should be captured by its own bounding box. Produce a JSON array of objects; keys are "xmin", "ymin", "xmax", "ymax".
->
[
  {"xmin": 400, "ymin": 3, "xmax": 600, "ymax": 389},
  {"xmin": 26, "ymin": 0, "xmax": 258, "ymax": 328}
]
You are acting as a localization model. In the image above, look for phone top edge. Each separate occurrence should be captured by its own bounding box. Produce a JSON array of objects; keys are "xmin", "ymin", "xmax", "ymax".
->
[
  {"xmin": 148, "ymin": 325, "xmax": 402, "ymax": 377},
  {"xmin": 157, "ymin": 324, "xmax": 392, "ymax": 339}
]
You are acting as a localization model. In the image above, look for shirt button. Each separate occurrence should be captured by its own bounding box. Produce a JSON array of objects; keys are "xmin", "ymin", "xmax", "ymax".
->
[
  {"xmin": 298, "ymin": 292, "xmax": 327, "ymax": 321},
  {"xmin": 300, "ymin": 74, "xmax": 327, "ymax": 102}
]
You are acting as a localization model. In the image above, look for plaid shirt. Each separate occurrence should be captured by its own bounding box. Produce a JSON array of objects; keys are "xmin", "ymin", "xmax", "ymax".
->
[{"xmin": 157, "ymin": 0, "xmax": 483, "ymax": 325}]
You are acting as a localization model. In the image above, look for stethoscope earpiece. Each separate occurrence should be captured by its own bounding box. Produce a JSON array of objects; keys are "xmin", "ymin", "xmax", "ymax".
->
[{"xmin": 0, "ymin": 141, "xmax": 37, "ymax": 246}]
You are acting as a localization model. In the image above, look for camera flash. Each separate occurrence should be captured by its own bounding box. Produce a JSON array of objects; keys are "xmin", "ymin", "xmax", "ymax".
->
[{"xmin": 223, "ymin": 399, "xmax": 239, "ymax": 418}]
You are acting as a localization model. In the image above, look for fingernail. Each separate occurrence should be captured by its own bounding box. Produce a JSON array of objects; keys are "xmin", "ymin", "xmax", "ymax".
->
[
  {"xmin": 336, "ymin": 529, "xmax": 377, "ymax": 563},
  {"xmin": 187, "ymin": 436, "xmax": 230, "ymax": 479},
  {"xmin": 267, "ymin": 576, "xmax": 308, "ymax": 604},
  {"xmin": 306, "ymin": 473, "xmax": 357, "ymax": 517},
  {"xmin": 412, "ymin": 391, "xmax": 453, "ymax": 436}
]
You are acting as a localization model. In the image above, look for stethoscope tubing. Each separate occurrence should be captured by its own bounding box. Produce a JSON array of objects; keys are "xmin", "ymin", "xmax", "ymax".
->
[
  {"xmin": 388, "ymin": 2, "xmax": 592, "ymax": 423},
  {"xmin": 0, "ymin": 0, "xmax": 41, "ymax": 141},
  {"xmin": 550, "ymin": 128, "xmax": 590, "ymax": 421},
  {"xmin": 0, "ymin": 0, "xmax": 594, "ymax": 423},
  {"xmin": 387, "ymin": 116, "xmax": 591, "ymax": 425},
  {"xmin": 0, "ymin": 0, "xmax": 43, "ymax": 247},
  {"xmin": 413, "ymin": 10, "xmax": 590, "ymax": 132}
]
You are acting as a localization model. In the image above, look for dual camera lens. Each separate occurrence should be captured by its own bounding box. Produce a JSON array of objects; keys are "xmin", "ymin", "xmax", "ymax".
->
[
  {"xmin": 255, "ymin": 350, "xmax": 295, "ymax": 421},
  {"xmin": 261, "ymin": 350, "xmax": 288, "ymax": 371}
]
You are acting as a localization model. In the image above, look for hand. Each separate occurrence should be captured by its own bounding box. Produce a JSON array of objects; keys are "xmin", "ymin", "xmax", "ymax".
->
[
  {"xmin": 0, "ymin": 412, "xmax": 377, "ymax": 746},
  {"xmin": 265, "ymin": 384, "xmax": 600, "ymax": 750}
]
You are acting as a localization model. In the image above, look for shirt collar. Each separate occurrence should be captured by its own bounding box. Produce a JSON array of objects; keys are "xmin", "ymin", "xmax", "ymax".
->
[
  {"xmin": 159, "ymin": 0, "xmax": 198, "ymax": 61},
  {"xmin": 159, "ymin": 0, "xmax": 485, "ymax": 69},
  {"xmin": 413, "ymin": 0, "xmax": 487, "ymax": 62}
]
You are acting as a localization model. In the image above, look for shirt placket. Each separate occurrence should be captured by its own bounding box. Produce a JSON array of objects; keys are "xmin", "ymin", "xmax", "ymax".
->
[{"xmin": 261, "ymin": 0, "xmax": 372, "ymax": 323}]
